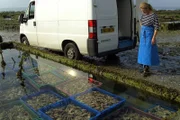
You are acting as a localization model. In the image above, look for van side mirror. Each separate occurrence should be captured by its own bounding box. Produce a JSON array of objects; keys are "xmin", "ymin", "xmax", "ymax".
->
[
  {"xmin": 18, "ymin": 13, "xmax": 28, "ymax": 23},
  {"xmin": 23, "ymin": 17, "xmax": 28, "ymax": 23},
  {"xmin": 18, "ymin": 13, "xmax": 24, "ymax": 23}
]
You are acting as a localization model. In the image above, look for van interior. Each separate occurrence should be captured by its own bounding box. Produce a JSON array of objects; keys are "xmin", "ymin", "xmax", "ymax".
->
[
  {"xmin": 116, "ymin": 0, "xmax": 135, "ymax": 49},
  {"xmin": 117, "ymin": 0, "xmax": 133, "ymax": 40}
]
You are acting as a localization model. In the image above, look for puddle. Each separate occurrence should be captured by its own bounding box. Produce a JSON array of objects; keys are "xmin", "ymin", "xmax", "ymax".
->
[
  {"xmin": 0, "ymin": 48, "xmax": 180, "ymax": 119},
  {"xmin": 0, "ymin": 30, "xmax": 19, "ymax": 42}
]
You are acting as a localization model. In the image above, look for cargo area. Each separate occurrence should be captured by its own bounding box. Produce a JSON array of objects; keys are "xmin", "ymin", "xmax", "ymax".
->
[
  {"xmin": 117, "ymin": 0, "xmax": 135, "ymax": 50},
  {"xmin": 117, "ymin": 0, "xmax": 133, "ymax": 40}
]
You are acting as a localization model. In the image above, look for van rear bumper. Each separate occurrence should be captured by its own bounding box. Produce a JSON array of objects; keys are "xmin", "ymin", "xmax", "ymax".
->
[
  {"xmin": 97, "ymin": 46, "xmax": 134, "ymax": 57},
  {"xmin": 87, "ymin": 39, "xmax": 98, "ymax": 56},
  {"xmin": 87, "ymin": 37, "xmax": 137, "ymax": 57}
]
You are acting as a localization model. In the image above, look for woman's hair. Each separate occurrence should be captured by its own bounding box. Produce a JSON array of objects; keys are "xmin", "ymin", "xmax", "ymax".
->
[{"xmin": 140, "ymin": 2, "xmax": 153, "ymax": 11}]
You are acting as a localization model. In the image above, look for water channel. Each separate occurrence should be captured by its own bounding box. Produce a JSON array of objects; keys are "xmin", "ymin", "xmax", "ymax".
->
[{"xmin": 0, "ymin": 48, "xmax": 179, "ymax": 120}]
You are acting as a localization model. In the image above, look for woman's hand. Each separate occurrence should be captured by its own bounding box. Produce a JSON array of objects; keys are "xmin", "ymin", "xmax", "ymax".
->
[
  {"xmin": 151, "ymin": 38, "xmax": 156, "ymax": 45},
  {"xmin": 152, "ymin": 30, "xmax": 158, "ymax": 45}
]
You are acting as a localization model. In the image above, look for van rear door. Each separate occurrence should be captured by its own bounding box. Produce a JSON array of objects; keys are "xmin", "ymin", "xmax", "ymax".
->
[{"xmin": 95, "ymin": 0, "xmax": 118, "ymax": 54}]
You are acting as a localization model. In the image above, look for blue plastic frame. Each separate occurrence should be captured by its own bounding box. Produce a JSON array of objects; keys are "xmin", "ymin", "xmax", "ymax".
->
[
  {"xmin": 71, "ymin": 87, "xmax": 126, "ymax": 118},
  {"xmin": 20, "ymin": 89, "xmax": 64, "ymax": 115}
]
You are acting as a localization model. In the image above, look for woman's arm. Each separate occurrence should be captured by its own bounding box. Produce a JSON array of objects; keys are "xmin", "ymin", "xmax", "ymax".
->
[
  {"xmin": 151, "ymin": 30, "xmax": 158, "ymax": 45},
  {"xmin": 152, "ymin": 13, "xmax": 159, "ymax": 45}
]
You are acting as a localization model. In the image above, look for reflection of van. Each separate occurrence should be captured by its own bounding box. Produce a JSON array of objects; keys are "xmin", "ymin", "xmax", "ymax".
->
[{"xmin": 19, "ymin": 0, "xmax": 146, "ymax": 60}]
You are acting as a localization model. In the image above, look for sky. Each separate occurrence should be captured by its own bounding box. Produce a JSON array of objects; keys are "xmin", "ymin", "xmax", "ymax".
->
[
  {"xmin": 0, "ymin": 0, "xmax": 29, "ymax": 8},
  {"xmin": 0, "ymin": 0, "xmax": 180, "ymax": 9},
  {"xmin": 148, "ymin": 0, "xmax": 180, "ymax": 8}
]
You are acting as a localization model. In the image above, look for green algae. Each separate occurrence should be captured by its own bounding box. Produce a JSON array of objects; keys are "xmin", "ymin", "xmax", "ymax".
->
[{"xmin": 1, "ymin": 41, "xmax": 180, "ymax": 105}]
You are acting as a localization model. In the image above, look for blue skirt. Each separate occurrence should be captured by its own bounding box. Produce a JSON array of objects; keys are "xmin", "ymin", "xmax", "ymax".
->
[{"xmin": 138, "ymin": 25, "xmax": 160, "ymax": 66}]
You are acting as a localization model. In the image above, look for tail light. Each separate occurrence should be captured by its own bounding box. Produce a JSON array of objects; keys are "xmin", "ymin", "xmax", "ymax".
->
[{"xmin": 88, "ymin": 20, "xmax": 97, "ymax": 39}]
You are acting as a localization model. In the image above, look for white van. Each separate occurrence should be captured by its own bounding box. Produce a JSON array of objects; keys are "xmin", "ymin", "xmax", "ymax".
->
[{"xmin": 19, "ymin": 0, "xmax": 146, "ymax": 60}]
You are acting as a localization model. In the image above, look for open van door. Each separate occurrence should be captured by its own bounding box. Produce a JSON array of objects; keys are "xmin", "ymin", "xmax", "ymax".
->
[
  {"xmin": 95, "ymin": 0, "xmax": 142, "ymax": 56},
  {"xmin": 95, "ymin": 0, "xmax": 119, "ymax": 54},
  {"xmin": 136, "ymin": 0, "xmax": 148, "ymax": 37}
]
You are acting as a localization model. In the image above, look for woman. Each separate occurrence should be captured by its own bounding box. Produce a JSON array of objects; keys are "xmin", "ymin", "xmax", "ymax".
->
[{"xmin": 138, "ymin": 2, "xmax": 160, "ymax": 77}]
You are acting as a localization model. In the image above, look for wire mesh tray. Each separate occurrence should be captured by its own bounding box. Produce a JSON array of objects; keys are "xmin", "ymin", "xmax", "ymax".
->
[
  {"xmin": 145, "ymin": 104, "xmax": 177, "ymax": 119},
  {"xmin": 55, "ymin": 77, "xmax": 102, "ymax": 96},
  {"xmin": 0, "ymin": 100, "xmax": 40, "ymax": 120},
  {"xmin": 103, "ymin": 106, "xmax": 161, "ymax": 120},
  {"xmin": 38, "ymin": 98, "xmax": 100, "ymax": 120},
  {"xmin": 71, "ymin": 87, "xmax": 126, "ymax": 117},
  {"xmin": 23, "ymin": 71, "xmax": 66, "ymax": 89},
  {"xmin": 21, "ymin": 89, "xmax": 65, "ymax": 115}
]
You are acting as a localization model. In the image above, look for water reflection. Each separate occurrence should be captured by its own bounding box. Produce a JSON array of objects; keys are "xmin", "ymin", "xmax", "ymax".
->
[
  {"xmin": 17, "ymin": 52, "xmax": 29, "ymax": 88},
  {"xmin": 0, "ymin": 50, "xmax": 6, "ymax": 79},
  {"xmin": 0, "ymin": 50, "xmax": 38, "ymax": 104}
]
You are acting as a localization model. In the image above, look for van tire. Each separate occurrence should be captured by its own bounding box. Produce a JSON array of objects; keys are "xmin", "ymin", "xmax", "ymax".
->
[
  {"xmin": 21, "ymin": 36, "xmax": 30, "ymax": 45},
  {"xmin": 64, "ymin": 43, "xmax": 81, "ymax": 60},
  {"xmin": 0, "ymin": 35, "xmax": 3, "ymax": 43}
]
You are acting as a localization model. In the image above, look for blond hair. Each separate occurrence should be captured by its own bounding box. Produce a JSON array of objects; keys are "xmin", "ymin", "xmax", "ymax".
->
[{"xmin": 140, "ymin": 2, "xmax": 153, "ymax": 11}]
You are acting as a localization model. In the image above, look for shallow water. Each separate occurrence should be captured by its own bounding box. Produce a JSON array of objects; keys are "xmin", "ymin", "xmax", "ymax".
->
[{"xmin": 0, "ymin": 48, "xmax": 179, "ymax": 119}]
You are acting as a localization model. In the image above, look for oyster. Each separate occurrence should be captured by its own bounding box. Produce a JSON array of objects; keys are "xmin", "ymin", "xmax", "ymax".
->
[
  {"xmin": 27, "ymin": 93, "xmax": 61, "ymax": 110},
  {"xmin": 76, "ymin": 91, "xmax": 119, "ymax": 111},
  {"xmin": 46, "ymin": 104, "xmax": 93, "ymax": 120},
  {"xmin": 0, "ymin": 105, "xmax": 33, "ymax": 120},
  {"xmin": 148, "ymin": 105, "xmax": 175, "ymax": 119}
]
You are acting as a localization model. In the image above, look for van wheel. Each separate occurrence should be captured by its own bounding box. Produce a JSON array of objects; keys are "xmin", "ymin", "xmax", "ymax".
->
[
  {"xmin": 21, "ymin": 36, "xmax": 30, "ymax": 45},
  {"xmin": 0, "ymin": 35, "xmax": 3, "ymax": 43},
  {"xmin": 64, "ymin": 43, "xmax": 81, "ymax": 60}
]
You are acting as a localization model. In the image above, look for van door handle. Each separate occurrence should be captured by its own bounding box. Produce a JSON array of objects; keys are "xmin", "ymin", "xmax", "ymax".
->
[{"xmin": 33, "ymin": 21, "xmax": 36, "ymax": 26}]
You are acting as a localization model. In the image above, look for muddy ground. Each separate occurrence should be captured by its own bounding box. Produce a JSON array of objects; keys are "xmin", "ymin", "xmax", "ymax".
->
[{"xmin": 0, "ymin": 30, "xmax": 180, "ymax": 91}]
